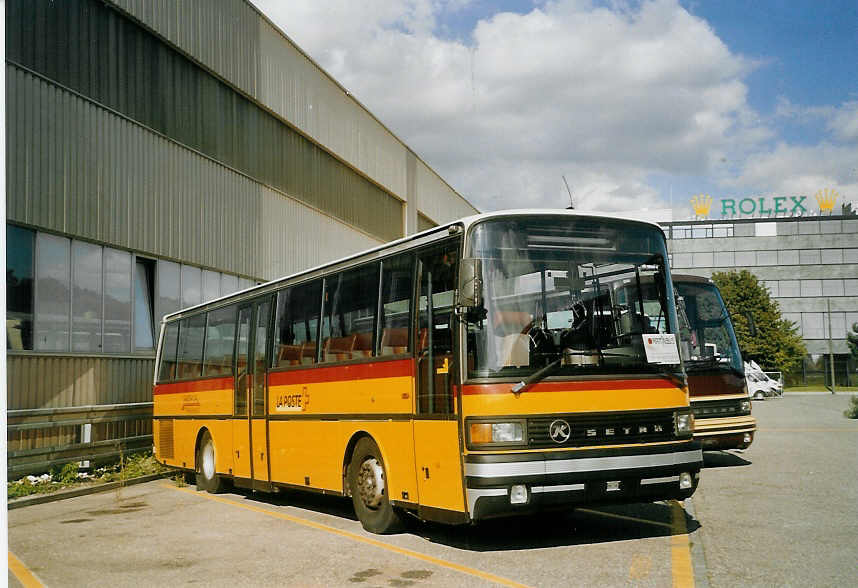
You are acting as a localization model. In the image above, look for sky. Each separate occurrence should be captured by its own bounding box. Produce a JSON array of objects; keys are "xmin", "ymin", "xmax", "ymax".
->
[{"xmin": 251, "ymin": 0, "xmax": 858, "ymax": 220}]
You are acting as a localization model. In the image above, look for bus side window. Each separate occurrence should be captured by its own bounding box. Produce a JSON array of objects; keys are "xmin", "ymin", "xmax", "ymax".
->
[
  {"xmin": 273, "ymin": 281, "xmax": 321, "ymax": 367},
  {"xmin": 158, "ymin": 322, "xmax": 179, "ymax": 381},
  {"xmin": 320, "ymin": 264, "xmax": 379, "ymax": 363},
  {"xmin": 203, "ymin": 305, "xmax": 237, "ymax": 377},
  {"xmin": 176, "ymin": 314, "xmax": 205, "ymax": 380},
  {"xmin": 379, "ymin": 254, "xmax": 414, "ymax": 356}
]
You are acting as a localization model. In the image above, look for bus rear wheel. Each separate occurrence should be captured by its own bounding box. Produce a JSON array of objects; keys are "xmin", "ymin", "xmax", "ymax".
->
[
  {"xmin": 348, "ymin": 438, "xmax": 404, "ymax": 534},
  {"xmin": 196, "ymin": 431, "xmax": 224, "ymax": 494}
]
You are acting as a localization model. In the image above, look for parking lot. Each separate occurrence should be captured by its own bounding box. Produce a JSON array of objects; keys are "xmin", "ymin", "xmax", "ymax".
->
[{"xmin": 9, "ymin": 394, "xmax": 858, "ymax": 587}]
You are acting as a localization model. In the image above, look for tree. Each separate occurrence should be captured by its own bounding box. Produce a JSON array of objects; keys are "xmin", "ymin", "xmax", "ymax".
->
[
  {"xmin": 711, "ymin": 269, "xmax": 806, "ymax": 374},
  {"xmin": 847, "ymin": 321, "xmax": 858, "ymax": 359}
]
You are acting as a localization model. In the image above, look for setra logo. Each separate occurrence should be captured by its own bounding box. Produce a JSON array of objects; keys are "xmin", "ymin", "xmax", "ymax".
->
[
  {"xmin": 815, "ymin": 188, "xmax": 838, "ymax": 212},
  {"xmin": 690, "ymin": 194, "xmax": 712, "ymax": 218},
  {"xmin": 549, "ymin": 419, "xmax": 571, "ymax": 443}
]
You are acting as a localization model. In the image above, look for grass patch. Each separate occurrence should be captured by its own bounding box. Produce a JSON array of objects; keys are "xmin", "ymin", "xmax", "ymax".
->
[
  {"xmin": 784, "ymin": 385, "xmax": 858, "ymax": 392},
  {"xmin": 7, "ymin": 451, "xmax": 174, "ymax": 501}
]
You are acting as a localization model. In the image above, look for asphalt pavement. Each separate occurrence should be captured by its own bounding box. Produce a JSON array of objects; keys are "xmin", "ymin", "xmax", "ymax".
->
[{"xmin": 8, "ymin": 393, "xmax": 858, "ymax": 587}]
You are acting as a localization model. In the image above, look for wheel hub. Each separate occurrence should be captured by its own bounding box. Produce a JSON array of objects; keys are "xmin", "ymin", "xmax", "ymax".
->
[
  {"xmin": 357, "ymin": 458, "xmax": 385, "ymax": 509},
  {"xmin": 202, "ymin": 443, "xmax": 215, "ymax": 479}
]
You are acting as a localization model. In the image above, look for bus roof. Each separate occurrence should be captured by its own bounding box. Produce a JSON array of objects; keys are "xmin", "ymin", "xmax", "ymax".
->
[{"xmin": 162, "ymin": 209, "xmax": 668, "ymax": 322}]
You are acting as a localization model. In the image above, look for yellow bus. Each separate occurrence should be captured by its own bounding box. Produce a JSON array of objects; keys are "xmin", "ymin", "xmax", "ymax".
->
[
  {"xmin": 672, "ymin": 275, "xmax": 756, "ymax": 450},
  {"xmin": 153, "ymin": 210, "xmax": 702, "ymax": 533}
]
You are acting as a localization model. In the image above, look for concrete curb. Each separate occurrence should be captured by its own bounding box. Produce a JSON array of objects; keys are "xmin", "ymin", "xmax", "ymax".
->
[{"xmin": 7, "ymin": 473, "xmax": 174, "ymax": 510}]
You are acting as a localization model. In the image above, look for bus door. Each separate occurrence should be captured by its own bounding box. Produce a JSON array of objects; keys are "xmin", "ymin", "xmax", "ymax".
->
[
  {"xmin": 233, "ymin": 306, "xmax": 252, "ymax": 480},
  {"xmin": 413, "ymin": 242, "xmax": 466, "ymax": 518},
  {"xmin": 250, "ymin": 298, "xmax": 272, "ymax": 487}
]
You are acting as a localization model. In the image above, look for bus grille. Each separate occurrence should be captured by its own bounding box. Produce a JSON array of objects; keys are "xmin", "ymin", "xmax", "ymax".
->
[
  {"xmin": 159, "ymin": 420, "xmax": 174, "ymax": 459},
  {"xmin": 527, "ymin": 410, "xmax": 676, "ymax": 448},
  {"xmin": 692, "ymin": 399, "xmax": 750, "ymax": 419}
]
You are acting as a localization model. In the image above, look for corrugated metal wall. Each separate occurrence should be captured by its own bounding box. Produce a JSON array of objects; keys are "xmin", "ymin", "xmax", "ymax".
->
[
  {"xmin": 8, "ymin": 0, "xmax": 404, "ymax": 243},
  {"xmin": 415, "ymin": 158, "xmax": 479, "ymax": 224},
  {"xmin": 106, "ymin": 0, "xmax": 478, "ymax": 225},
  {"xmin": 6, "ymin": 64, "xmax": 381, "ymax": 279},
  {"xmin": 6, "ymin": 355, "xmax": 155, "ymax": 410}
]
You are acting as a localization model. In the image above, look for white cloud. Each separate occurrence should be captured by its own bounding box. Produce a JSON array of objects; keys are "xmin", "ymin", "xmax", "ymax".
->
[
  {"xmin": 252, "ymin": 0, "xmax": 854, "ymax": 213},
  {"xmin": 729, "ymin": 142, "xmax": 858, "ymax": 208}
]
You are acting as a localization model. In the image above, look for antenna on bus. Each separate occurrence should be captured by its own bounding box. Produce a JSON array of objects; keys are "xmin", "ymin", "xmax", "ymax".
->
[{"xmin": 562, "ymin": 175, "xmax": 575, "ymax": 209}]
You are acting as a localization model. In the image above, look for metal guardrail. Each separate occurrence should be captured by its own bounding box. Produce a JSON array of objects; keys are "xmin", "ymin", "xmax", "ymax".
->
[{"xmin": 7, "ymin": 402, "xmax": 153, "ymax": 477}]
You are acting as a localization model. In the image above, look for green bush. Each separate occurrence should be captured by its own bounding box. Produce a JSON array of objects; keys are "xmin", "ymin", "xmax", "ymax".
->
[{"xmin": 845, "ymin": 396, "xmax": 858, "ymax": 419}]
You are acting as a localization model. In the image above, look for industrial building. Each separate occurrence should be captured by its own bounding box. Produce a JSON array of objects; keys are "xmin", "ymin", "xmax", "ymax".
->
[
  {"xmin": 663, "ymin": 214, "xmax": 858, "ymax": 387},
  {"xmin": 5, "ymin": 0, "xmax": 477, "ymax": 473}
]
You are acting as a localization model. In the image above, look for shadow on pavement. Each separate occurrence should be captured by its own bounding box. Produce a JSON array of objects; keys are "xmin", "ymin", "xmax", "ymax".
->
[
  {"xmin": 415, "ymin": 501, "xmax": 701, "ymax": 552},
  {"xmin": 703, "ymin": 451, "xmax": 752, "ymax": 469},
  {"xmin": 218, "ymin": 484, "xmax": 700, "ymax": 551}
]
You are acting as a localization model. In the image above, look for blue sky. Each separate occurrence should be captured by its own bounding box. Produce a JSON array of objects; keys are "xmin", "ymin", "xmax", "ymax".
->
[{"xmin": 256, "ymin": 0, "xmax": 858, "ymax": 219}]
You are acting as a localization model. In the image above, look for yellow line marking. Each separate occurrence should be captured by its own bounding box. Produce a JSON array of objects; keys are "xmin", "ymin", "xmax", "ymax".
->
[
  {"xmin": 8, "ymin": 552, "xmax": 45, "ymax": 588},
  {"xmin": 670, "ymin": 500, "xmax": 694, "ymax": 588},
  {"xmin": 577, "ymin": 507, "xmax": 673, "ymax": 530},
  {"xmin": 757, "ymin": 428, "xmax": 858, "ymax": 433},
  {"xmin": 163, "ymin": 483, "xmax": 531, "ymax": 588}
]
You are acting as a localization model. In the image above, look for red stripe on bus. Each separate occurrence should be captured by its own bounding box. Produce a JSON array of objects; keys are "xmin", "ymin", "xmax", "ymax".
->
[
  {"xmin": 462, "ymin": 379, "xmax": 677, "ymax": 395},
  {"xmin": 268, "ymin": 359, "xmax": 414, "ymax": 386},
  {"xmin": 154, "ymin": 377, "xmax": 234, "ymax": 396}
]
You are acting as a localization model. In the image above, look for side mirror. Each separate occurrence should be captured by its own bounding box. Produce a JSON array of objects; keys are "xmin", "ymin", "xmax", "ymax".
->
[
  {"xmin": 745, "ymin": 312, "xmax": 757, "ymax": 337},
  {"xmin": 458, "ymin": 258, "xmax": 482, "ymax": 308}
]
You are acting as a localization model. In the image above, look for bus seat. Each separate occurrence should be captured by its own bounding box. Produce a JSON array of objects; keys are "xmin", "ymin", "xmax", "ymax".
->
[
  {"xmin": 300, "ymin": 341, "xmax": 317, "ymax": 364},
  {"xmin": 352, "ymin": 332, "xmax": 374, "ymax": 358},
  {"xmin": 324, "ymin": 335, "xmax": 356, "ymax": 361},
  {"xmin": 278, "ymin": 344, "xmax": 303, "ymax": 365},
  {"xmin": 381, "ymin": 327, "xmax": 409, "ymax": 354},
  {"xmin": 179, "ymin": 362, "xmax": 201, "ymax": 379}
]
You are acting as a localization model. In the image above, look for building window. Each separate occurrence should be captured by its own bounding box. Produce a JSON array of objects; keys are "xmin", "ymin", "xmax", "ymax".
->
[
  {"xmin": 802, "ymin": 313, "xmax": 824, "ymax": 339},
  {"xmin": 104, "ymin": 249, "xmax": 132, "ymax": 352},
  {"xmin": 156, "ymin": 260, "xmax": 180, "ymax": 323},
  {"xmin": 777, "ymin": 250, "xmax": 799, "ymax": 265},
  {"xmin": 754, "ymin": 222, "xmax": 777, "ymax": 237},
  {"xmin": 734, "ymin": 251, "xmax": 755, "ymax": 266},
  {"xmin": 202, "ymin": 269, "xmax": 220, "ymax": 302},
  {"xmin": 757, "ymin": 251, "xmax": 778, "ymax": 266},
  {"xmin": 34, "ymin": 233, "xmax": 71, "ymax": 351},
  {"xmin": 134, "ymin": 259, "xmax": 156, "ymax": 350},
  {"xmin": 181, "ymin": 264, "xmax": 202, "ymax": 308},
  {"xmin": 799, "ymin": 250, "xmax": 821, "ymax": 265},
  {"xmin": 6, "ymin": 225, "xmax": 35, "ymax": 350},
  {"xmin": 71, "ymin": 241, "xmax": 103, "ymax": 352},
  {"xmin": 221, "ymin": 274, "xmax": 238, "ymax": 296},
  {"xmin": 800, "ymin": 280, "xmax": 822, "ymax": 297}
]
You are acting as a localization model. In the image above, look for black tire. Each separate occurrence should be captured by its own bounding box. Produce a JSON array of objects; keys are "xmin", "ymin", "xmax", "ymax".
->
[
  {"xmin": 196, "ymin": 430, "xmax": 224, "ymax": 493},
  {"xmin": 348, "ymin": 437, "xmax": 404, "ymax": 534}
]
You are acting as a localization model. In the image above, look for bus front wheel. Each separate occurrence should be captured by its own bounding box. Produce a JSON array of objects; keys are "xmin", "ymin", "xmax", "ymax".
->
[
  {"xmin": 196, "ymin": 430, "xmax": 224, "ymax": 494},
  {"xmin": 348, "ymin": 437, "xmax": 403, "ymax": 534}
]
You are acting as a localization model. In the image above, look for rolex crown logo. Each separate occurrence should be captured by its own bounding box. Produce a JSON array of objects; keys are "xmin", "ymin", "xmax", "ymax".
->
[
  {"xmin": 815, "ymin": 188, "xmax": 838, "ymax": 212},
  {"xmin": 691, "ymin": 194, "xmax": 712, "ymax": 217}
]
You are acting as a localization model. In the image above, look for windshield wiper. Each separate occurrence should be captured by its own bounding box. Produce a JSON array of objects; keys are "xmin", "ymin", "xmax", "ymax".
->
[{"xmin": 511, "ymin": 359, "xmax": 562, "ymax": 394}]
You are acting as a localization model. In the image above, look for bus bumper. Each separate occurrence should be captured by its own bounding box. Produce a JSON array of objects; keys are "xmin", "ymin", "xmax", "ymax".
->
[
  {"xmin": 693, "ymin": 415, "xmax": 756, "ymax": 450},
  {"xmin": 464, "ymin": 442, "xmax": 702, "ymax": 521}
]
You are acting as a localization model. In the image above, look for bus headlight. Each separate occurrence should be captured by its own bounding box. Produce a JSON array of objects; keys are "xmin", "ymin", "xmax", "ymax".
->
[
  {"xmin": 674, "ymin": 411, "xmax": 694, "ymax": 437},
  {"xmin": 740, "ymin": 399, "xmax": 751, "ymax": 413},
  {"xmin": 469, "ymin": 422, "xmax": 524, "ymax": 445}
]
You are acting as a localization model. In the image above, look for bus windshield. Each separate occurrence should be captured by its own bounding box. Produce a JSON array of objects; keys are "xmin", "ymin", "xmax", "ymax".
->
[
  {"xmin": 464, "ymin": 216, "xmax": 680, "ymax": 380},
  {"xmin": 674, "ymin": 279, "xmax": 743, "ymax": 375}
]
